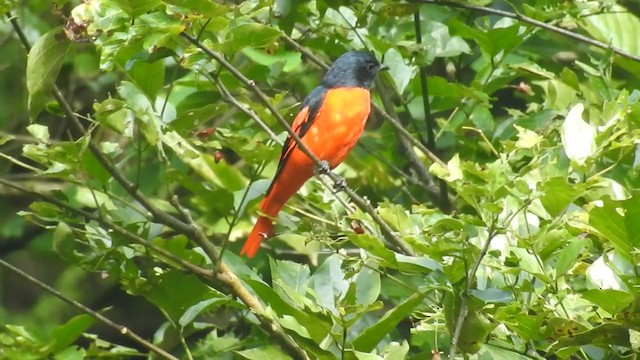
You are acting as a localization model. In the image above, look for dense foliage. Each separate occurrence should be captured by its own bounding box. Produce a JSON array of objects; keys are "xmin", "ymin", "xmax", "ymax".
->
[{"xmin": 1, "ymin": 0, "xmax": 640, "ymax": 359}]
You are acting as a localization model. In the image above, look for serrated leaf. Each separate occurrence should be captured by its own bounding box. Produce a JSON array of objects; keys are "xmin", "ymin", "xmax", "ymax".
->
[{"xmin": 26, "ymin": 27, "xmax": 71, "ymax": 118}]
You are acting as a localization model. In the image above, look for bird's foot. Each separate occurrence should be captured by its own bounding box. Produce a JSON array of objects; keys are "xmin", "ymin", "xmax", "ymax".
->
[
  {"xmin": 333, "ymin": 177, "xmax": 347, "ymax": 193},
  {"xmin": 316, "ymin": 160, "xmax": 331, "ymax": 175}
]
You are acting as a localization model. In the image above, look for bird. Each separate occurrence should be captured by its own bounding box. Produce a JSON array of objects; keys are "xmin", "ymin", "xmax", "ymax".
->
[{"xmin": 241, "ymin": 50, "xmax": 388, "ymax": 258}]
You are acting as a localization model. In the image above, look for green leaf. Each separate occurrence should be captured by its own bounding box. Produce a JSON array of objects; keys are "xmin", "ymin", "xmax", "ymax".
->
[
  {"xmin": 178, "ymin": 297, "xmax": 229, "ymax": 327},
  {"xmin": 128, "ymin": 59, "xmax": 165, "ymax": 100},
  {"xmin": 308, "ymin": 255, "xmax": 348, "ymax": 314},
  {"xmin": 581, "ymin": 289, "xmax": 634, "ymax": 315},
  {"xmin": 54, "ymin": 346, "xmax": 86, "ymax": 360},
  {"xmin": 425, "ymin": 21, "xmax": 471, "ymax": 59},
  {"xmin": 242, "ymin": 48, "xmax": 302, "ymax": 72},
  {"xmin": 113, "ymin": 0, "xmax": 161, "ymax": 17},
  {"xmin": 270, "ymin": 258, "xmax": 310, "ymax": 295},
  {"xmin": 26, "ymin": 124, "xmax": 50, "ymax": 143},
  {"xmin": 145, "ymin": 270, "xmax": 212, "ymax": 320},
  {"xmin": 378, "ymin": 204, "xmax": 414, "ymax": 235},
  {"xmin": 589, "ymin": 197, "xmax": 632, "ymax": 262},
  {"xmin": 382, "ymin": 48, "xmax": 416, "ymax": 94},
  {"xmin": 354, "ymin": 266, "xmax": 380, "ymax": 306},
  {"xmin": 555, "ymin": 238, "xmax": 589, "ymax": 277},
  {"xmin": 348, "ymin": 233, "xmax": 397, "ymax": 265},
  {"xmin": 224, "ymin": 24, "xmax": 281, "ymax": 54},
  {"xmin": 26, "ymin": 27, "xmax": 71, "ymax": 118},
  {"xmin": 245, "ymin": 279, "xmax": 333, "ymax": 343},
  {"xmin": 549, "ymin": 323, "xmax": 630, "ymax": 353},
  {"xmin": 379, "ymin": 3, "xmax": 419, "ymax": 17},
  {"xmin": 351, "ymin": 292, "xmax": 425, "ymax": 351},
  {"xmin": 235, "ymin": 345, "xmax": 290, "ymax": 360},
  {"xmin": 46, "ymin": 314, "xmax": 95, "ymax": 354},
  {"xmin": 580, "ymin": 4, "xmax": 640, "ymax": 56},
  {"xmin": 162, "ymin": 0, "xmax": 228, "ymax": 17},
  {"xmin": 478, "ymin": 344, "xmax": 531, "ymax": 360},
  {"xmin": 540, "ymin": 177, "xmax": 584, "ymax": 217}
]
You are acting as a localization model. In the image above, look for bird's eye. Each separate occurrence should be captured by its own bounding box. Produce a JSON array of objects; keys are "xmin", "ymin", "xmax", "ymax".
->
[{"xmin": 367, "ymin": 62, "xmax": 377, "ymax": 72}]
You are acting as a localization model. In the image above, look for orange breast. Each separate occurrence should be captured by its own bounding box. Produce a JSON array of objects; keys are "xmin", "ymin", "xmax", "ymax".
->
[{"xmin": 303, "ymin": 87, "xmax": 371, "ymax": 167}]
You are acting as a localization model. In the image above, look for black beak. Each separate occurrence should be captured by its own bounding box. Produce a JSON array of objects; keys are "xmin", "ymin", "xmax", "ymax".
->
[{"xmin": 379, "ymin": 64, "xmax": 389, "ymax": 71}]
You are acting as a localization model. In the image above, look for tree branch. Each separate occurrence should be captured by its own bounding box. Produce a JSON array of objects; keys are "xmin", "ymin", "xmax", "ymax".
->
[
  {"xmin": 0, "ymin": 258, "xmax": 179, "ymax": 360},
  {"xmin": 0, "ymin": 178, "xmax": 212, "ymax": 278},
  {"xmin": 413, "ymin": 11, "xmax": 451, "ymax": 212},
  {"xmin": 411, "ymin": 0, "xmax": 640, "ymax": 63}
]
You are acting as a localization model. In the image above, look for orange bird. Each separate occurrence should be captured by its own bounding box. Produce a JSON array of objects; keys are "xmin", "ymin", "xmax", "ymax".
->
[{"xmin": 241, "ymin": 51, "xmax": 388, "ymax": 257}]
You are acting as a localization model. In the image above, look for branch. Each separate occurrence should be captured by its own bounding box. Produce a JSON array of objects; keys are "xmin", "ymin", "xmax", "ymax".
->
[
  {"xmin": 449, "ymin": 216, "xmax": 497, "ymax": 359},
  {"xmin": 0, "ymin": 178, "xmax": 212, "ymax": 278},
  {"xmin": 0, "ymin": 259, "xmax": 179, "ymax": 360},
  {"xmin": 411, "ymin": 0, "xmax": 640, "ymax": 63},
  {"xmin": 181, "ymin": 32, "xmax": 415, "ymax": 256},
  {"xmin": 413, "ymin": 11, "xmax": 451, "ymax": 212},
  {"xmin": 8, "ymin": 15, "xmax": 310, "ymax": 360}
]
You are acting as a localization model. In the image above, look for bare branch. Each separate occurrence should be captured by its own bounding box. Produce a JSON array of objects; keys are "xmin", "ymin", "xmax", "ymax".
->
[
  {"xmin": 0, "ymin": 259, "xmax": 179, "ymax": 360},
  {"xmin": 411, "ymin": 0, "xmax": 640, "ymax": 63}
]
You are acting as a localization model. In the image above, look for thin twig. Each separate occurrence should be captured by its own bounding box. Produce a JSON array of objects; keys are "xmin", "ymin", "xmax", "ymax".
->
[
  {"xmin": 410, "ymin": 0, "xmax": 640, "ymax": 63},
  {"xmin": 449, "ymin": 213, "xmax": 499, "ymax": 359},
  {"xmin": 0, "ymin": 178, "xmax": 213, "ymax": 278},
  {"xmin": 208, "ymin": 73, "xmax": 281, "ymax": 143},
  {"xmin": 0, "ymin": 259, "xmax": 179, "ymax": 360},
  {"xmin": 181, "ymin": 32, "xmax": 415, "ymax": 256},
  {"xmin": 373, "ymin": 77, "xmax": 447, "ymax": 210},
  {"xmin": 414, "ymin": 11, "xmax": 450, "ymax": 211}
]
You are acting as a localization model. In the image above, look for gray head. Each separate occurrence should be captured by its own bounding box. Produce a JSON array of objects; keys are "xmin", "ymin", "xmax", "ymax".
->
[{"xmin": 321, "ymin": 50, "xmax": 388, "ymax": 89}]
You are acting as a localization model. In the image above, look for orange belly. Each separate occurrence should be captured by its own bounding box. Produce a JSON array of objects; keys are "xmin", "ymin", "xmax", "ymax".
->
[{"xmin": 303, "ymin": 87, "xmax": 371, "ymax": 167}]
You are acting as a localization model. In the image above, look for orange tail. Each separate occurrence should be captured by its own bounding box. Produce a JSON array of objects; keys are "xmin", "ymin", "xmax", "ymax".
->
[{"xmin": 241, "ymin": 215, "xmax": 275, "ymax": 258}]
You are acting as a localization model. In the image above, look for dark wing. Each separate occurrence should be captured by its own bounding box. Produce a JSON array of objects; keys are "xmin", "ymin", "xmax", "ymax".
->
[{"xmin": 265, "ymin": 85, "xmax": 327, "ymax": 196}]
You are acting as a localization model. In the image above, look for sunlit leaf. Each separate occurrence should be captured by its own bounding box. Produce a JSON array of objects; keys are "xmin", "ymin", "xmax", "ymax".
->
[
  {"xmin": 561, "ymin": 103, "xmax": 596, "ymax": 165},
  {"xmin": 26, "ymin": 27, "xmax": 71, "ymax": 118}
]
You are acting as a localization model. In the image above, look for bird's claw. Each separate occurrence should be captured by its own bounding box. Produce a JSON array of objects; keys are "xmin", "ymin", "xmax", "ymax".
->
[
  {"xmin": 316, "ymin": 160, "xmax": 331, "ymax": 174},
  {"xmin": 333, "ymin": 177, "xmax": 347, "ymax": 193}
]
